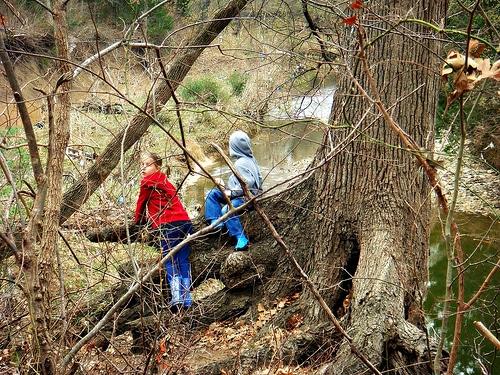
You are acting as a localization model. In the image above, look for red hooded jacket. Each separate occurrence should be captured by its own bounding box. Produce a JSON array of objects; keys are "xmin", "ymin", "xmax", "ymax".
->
[{"xmin": 134, "ymin": 171, "xmax": 190, "ymax": 228}]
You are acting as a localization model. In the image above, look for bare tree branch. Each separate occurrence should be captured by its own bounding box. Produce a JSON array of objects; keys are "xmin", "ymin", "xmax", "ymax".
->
[
  {"xmin": 0, "ymin": 33, "xmax": 45, "ymax": 186},
  {"xmin": 60, "ymin": 0, "xmax": 250, "ymax": 224}
]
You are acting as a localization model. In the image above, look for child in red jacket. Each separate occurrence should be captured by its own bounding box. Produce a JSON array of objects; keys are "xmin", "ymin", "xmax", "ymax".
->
[{"xmin": 135, "ymin": 152, "xmax": 193, "ymax": 310}]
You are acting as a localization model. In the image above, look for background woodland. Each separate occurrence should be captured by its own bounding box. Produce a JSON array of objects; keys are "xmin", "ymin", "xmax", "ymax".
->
[{"xmin": 0, "ymin": 0, "xmax": 499, "ymax": 374}]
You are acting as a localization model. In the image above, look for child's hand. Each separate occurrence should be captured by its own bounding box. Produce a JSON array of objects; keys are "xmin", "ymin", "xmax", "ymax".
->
[{"xmin": 215, "ymin": 177, "xmax": 225, "ymax": 187}]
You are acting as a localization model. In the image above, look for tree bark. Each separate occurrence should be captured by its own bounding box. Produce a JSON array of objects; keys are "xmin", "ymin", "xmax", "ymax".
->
[
  {"xmin": 309, "ymin": 1, "xmax": 449, "ymax": 373},
  {"xmin": 18, "ymin": 1, "xmax": 74, "ymax": 374}
]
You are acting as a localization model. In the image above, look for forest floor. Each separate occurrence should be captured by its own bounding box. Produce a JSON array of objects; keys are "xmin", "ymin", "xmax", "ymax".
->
[
  {"xmin": 76, "ymin": 293, "xmax": 310, "ymax": 375},
  {"xmin": 68, "ymin": 149, "xmax": 500, "ymax": 375}
]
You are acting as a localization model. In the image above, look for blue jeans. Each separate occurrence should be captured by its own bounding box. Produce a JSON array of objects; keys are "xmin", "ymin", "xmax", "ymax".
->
[
  {"xmin": 156, "ymin": 221, "xmax": 192, "ymax": 282},
  {"xmin": 205, "ymin": 189, "xmax": 245, "ymax": 237}
]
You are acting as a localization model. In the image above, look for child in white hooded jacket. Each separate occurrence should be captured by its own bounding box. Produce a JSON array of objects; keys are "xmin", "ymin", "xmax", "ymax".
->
[{"xmin": 205, "ymin": 130, "xmax": 263, "ymax": 251}]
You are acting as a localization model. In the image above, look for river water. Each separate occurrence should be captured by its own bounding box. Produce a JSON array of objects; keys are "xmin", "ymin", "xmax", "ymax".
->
[
  {"xmin": 427, "ymin": 213, "xmax": 500, "ymax": 374},
  {"xmin": 182, "ymin": 123, "xmax": 325, "ymax": 213},
  {"xmin": 181, "ymin": 86, "xmax": 332, "ymax": 214},
  {"xmin": 182, "ymin": 88, "xmax": 499, "ymax": 374}
]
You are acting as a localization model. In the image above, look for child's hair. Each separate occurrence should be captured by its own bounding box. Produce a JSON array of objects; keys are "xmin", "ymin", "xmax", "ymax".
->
[{"xmin": 141, "ymin": 151, "xmax": 163, "ymax": 168}]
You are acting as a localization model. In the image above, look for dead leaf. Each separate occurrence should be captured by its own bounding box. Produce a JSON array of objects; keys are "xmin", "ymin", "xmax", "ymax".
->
[
  {"xmin": 286, "ymin": 314, "xmax": 304, "ymax": 330},
  {"xmin": 482, "ymin": 59, "xmax": 500, "ymax": 82},
  {"xmin": 159, "ymin": 338, "xmax": 167, "ymax": 353},
  {"xmin": 441, "ymin": 65, "xmax": 453, "ymax": 78},
  {"xmin": 489, "ymin": 60, "xmax": 500, "ymax": 79},
  {"xmin": 468, "ymin": 39, "xmax": 486, "ymax": 58},
  {"xmin": 350, "ymin": 0, "xmax": 362, "ymax": 9},
  {"xmin": 466, "ymin": 56, "xmax": 479, "ymax": 71},
  {"xmin": 468, "ymin": 39, "xmax": 479, "ymax": 53},
  {"xmin": 444, "ymin": 50, "xmax": 465, "ymax": 70},
  {"xmin": 254, "ymin": 320, "xmax": 264, "ymax": 329},
  {"xmin": 477, "ymin": 58, "xmax": 491, "ymax": 75},
  {"xmin": 276, "ymin": 367, "xmax": 296, "ymax": 375},
  {"xmin": 341, "ymin": 16, "xmax": 357, "ymax": 25},
  {"xmin": 454, "ymin": 70, "xmax": 472, "ymax": 89}
]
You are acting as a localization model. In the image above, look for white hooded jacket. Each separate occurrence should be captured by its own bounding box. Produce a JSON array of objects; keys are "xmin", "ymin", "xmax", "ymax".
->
[{"xmin": 227, "ymin": 130, "xmax": 263, "ymax": 198}]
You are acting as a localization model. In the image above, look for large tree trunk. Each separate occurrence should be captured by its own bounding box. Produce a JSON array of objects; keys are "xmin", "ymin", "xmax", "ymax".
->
[
  {"xmin": 306, "ymin": 1, "xmax": 448, "ymax": 373},
  {"xmin": 172, "ymin": 0, "xmax": 448, "ymax": 373}
]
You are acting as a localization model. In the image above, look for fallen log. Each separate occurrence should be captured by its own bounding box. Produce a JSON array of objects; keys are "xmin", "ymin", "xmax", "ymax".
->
[{"xmin": 75, "ymin": 210, "xmax": 293, "ymax": 353}]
